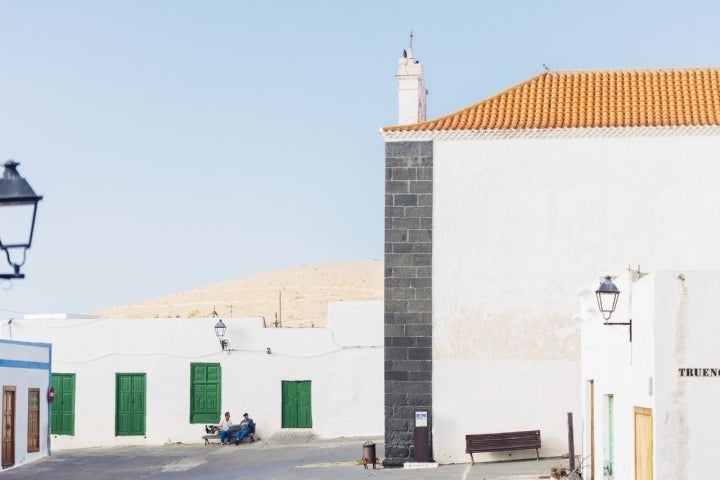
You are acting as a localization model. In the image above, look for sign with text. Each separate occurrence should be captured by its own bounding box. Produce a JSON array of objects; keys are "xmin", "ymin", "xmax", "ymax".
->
[
  {"xmin": 678, "ymin": 368, "xmax": 720, "ymax": 377},
  {"xmin": 415, "ymin": 411, "xmax": 428, "ymax": 427}
]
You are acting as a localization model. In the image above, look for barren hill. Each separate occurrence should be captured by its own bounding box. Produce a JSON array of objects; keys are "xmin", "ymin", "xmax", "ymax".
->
[{"xmin": 92, "ymin": 260, "xmax": 383, "ymax": 328}]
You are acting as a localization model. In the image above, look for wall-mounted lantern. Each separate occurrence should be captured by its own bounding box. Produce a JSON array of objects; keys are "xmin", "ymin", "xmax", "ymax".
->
[
  {"xmin": 0, "ymin": 160, "xmax": 43, "ymax": 279},
  {"xmin": 595, "ymin": 275, "xmax": 632, "ymax": 342},
  {"xmin": 214, "ymin": 317, "xmax": 228, "ymax": 350},
  {"xmin": 595, "ymin": 275, "xmax": 620, "ymax": 320}
]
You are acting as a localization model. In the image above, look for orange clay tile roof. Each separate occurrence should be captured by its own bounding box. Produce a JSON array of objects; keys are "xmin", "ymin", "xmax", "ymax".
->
[{"xmin": 383, "ymin": 68, "xmax": 720, "ymax": 132}]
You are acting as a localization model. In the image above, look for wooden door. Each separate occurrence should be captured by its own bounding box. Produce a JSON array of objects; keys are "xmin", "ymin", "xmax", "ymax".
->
[
  {"xmin": 634, "ymin": 407, "xmax": 653, "ymax": 480},
  {"xmin": 281, "ymin": 381, "xmax": 312, "ymax": 428},
  {"xmin": 116, "ymin": 374, "xmax": 146, "ymax": 436},
  {"xmin": 51, "ymin": 374, "xmax": 75, "ymax": 435},
  {"xmin": 190, "ymin": 363, "xmax": 221, "ymax": 423},
  {"xmin": 281, "ymin": 381, "xmax": 296, "ymax": 427},
  {"xmin": 605, "ymin": 395, "xmax": 614, "ymax": 477},
  {"xmin": 2, "ymin": 386, "xmax": 15, "ymax": 468},
  {"xmin": 296, "ymin": 381, "xmax": 312, "ymax": 428},
  {"xmin": 587, "ymin": 380, "xmax": 595, "ymax": 480},
  {"xmin": 27, "ymin": 389, "xmax": 39, "ymax": 453}
]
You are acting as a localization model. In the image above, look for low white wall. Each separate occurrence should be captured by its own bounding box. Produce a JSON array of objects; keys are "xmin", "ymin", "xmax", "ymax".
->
[
  {"xmin": 1, "ymin": 301, "xmax": 383, "ymax": 449},
  {"xmin": 0, "ymin": 339, "xmax": 52, "ymax": 468},
  {"xmin": 434, "ymin": 357, "xmax": 579, "ymax": 464}
]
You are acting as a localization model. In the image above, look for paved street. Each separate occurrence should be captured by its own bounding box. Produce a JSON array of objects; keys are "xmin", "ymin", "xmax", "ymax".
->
[{"xmin": 1, "ymin": 436, "xmax": 564, "ymax": 480}]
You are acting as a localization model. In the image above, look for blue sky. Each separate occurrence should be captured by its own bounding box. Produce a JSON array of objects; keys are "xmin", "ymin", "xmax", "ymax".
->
[{"xmin": 1, "ymin": 0, "xmax": 718, "ymax": 315}]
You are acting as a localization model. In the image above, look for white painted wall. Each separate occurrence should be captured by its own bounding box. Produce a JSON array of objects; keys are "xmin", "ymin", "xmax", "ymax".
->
[
  {"xmin": 430, "ymin": 130, "xmax": 720, "ymax": 463},
  {"xmin": 0, "ymin": 339, "xmax": 52, "ymax": 469},
  {"xmin": 579, "ymin": 270, "xmax": 720, "ymax": 480},
  {"xmin": 0, "ymin": 301, "xmax": 382, "ymax": 449}
]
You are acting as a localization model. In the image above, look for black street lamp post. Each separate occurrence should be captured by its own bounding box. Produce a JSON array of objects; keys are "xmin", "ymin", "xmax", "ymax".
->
[{"xmin": 0, "ymin": 160, "xmax": 43, "ymax": 279}]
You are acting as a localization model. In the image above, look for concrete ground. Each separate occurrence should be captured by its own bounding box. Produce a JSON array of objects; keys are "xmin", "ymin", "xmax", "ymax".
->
[{"xmin": 1, "ymin": 433, "xmax": 567, "ymax": 480}]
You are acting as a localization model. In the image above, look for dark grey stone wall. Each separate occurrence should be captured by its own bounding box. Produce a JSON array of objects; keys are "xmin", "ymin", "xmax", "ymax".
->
[{"xmin": 384, "ymin": 140, "xmax": 433, "ymax": 466}]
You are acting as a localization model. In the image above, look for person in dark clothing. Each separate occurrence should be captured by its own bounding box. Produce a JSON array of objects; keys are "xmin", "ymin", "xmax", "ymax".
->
[{"xmin": 235, "ymin": 412, "xmax": 255, "ymax": 445}]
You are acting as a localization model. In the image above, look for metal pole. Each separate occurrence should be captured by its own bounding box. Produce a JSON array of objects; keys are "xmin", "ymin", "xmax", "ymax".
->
[{"xmin": 567, "ymin": 412, "xmax": 576, "ymax": 471}]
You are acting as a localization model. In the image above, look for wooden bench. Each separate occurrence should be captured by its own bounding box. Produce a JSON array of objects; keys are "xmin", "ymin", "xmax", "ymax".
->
[
  {"xmin": 202, "ymin": 423, "xmax": 258, "ymax": 445},
  {"xmin": 465, "ymin": 430, "xmax": 541, "ymax": 464}
]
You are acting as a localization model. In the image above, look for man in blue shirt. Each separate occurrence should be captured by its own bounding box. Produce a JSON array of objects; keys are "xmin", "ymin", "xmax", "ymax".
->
[{"xmin": 235, "ymin": 412, "xmax": 255, "ymax": 445}]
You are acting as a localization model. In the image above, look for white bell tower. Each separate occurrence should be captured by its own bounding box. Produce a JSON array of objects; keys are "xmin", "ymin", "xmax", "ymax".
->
[{"xmin": 395, "ymin": 32, "xmax": 428, "ymax": 125}]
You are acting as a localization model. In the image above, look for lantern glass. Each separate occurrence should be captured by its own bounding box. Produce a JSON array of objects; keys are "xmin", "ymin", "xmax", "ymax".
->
[
  {"xmin": 0, "ymin": 203, "xmax": 38, "ymax": 250},
  {"xmin": 596, "ymin": 291, "xmax": 619, "ymax": 315},
  {"xmin": 0, "ymin": 160, "xmax": 42, "ymax": 276},
  {"xmin": 595, "ymin": 275, "xmax": 620, "ymax": 320},
  {"xmin": 214, "ymin": 319, "xmax": 227, "ymax": 338}
]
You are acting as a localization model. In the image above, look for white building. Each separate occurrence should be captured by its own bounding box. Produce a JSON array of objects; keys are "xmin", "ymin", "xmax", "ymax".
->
[
  {"xmin": 579, "ymin": 270, "xmax": 720, "ymax": 480},
  {"xmin": 0, "ymin": 338, "xmax": 52, "ymax": 470},
  {"xmin": 1, "ymin": 301, "xmax": 382, "ymax": 449},
  {"xmin": 381, "ymin": 60, "xmax": 720, "ymax": 465}
]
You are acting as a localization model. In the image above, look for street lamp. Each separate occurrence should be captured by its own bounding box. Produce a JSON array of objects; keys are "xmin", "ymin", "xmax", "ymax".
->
[
  {"xmin": 0, "ymin": 160, "xmax": 43, "ymax": 280},
  {"xmin": 595, "ymin": 275, "xmax": 632, "ymax": 342},
  {"xmin": 214, "ymin": 317, "xmax": 228, "ymax": 351},
  {"xmin": 595, "ymin": 276, "xmax": 620, "ymax": 320}
]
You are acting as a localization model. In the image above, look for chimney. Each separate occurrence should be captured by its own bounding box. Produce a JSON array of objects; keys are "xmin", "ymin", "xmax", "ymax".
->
[{"xmin": 395, "ymin": 32, "xmax": 428, "ymax": 125}]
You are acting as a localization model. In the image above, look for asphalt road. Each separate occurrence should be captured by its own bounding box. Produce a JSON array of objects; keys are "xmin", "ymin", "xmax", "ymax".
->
[{"xmin": 1, "ymin": 438, "xmax": 562, "ymax": 480}]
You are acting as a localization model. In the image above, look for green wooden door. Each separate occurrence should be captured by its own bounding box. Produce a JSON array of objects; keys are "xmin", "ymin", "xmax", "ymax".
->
[
  {"xmin": 281, "ymin": 381, "xmax": 312, "ymax": 428},
  {"xmin": 190, "ymin": 363, "xmax": 221, "ymax": 423},
  {"xmin": 116, "ymin": 373, "xmax": 146, "ymax": 436},
  {"xmin": 296, "ymin": 381, "xmax": 312, "ymax": 428},
  {"xmin": 282, "ymin": 381, "xmax": 297, "ymax": 427},
  {"xmin": 51, "ymin": 374, "xmax": 75, "ymax": 435},
  {"xmin": 606, "ymin": 394, "xmax": 614, "ymax": 476}
]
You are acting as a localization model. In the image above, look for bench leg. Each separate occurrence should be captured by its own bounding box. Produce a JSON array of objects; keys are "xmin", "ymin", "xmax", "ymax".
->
[
  {"xmin": 536, "ymin": 448, "xmax": 539, "ymax": 461},
  {"xmin": 469, "ymin": 453, "xmax": 475, "ymax": 465}
]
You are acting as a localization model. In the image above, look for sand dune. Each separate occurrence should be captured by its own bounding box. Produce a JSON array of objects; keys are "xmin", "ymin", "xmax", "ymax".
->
[{"xmin": 92, "ymin": 260, "xmax": 383, "ymax": 327}]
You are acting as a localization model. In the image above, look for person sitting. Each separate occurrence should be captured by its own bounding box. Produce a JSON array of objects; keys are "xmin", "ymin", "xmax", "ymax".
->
[
  {"xmin": 235, "ymin": 412, "xmax": 255, "ymax": 445},
  {"xmin": 218, "ymin": 411, "xmax": 233, "ymax": 445}
]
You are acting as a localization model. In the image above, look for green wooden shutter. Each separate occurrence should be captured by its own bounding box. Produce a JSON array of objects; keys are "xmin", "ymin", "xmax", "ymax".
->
[
  {"xmin": 51, "ymin": 374, "xmax": 75, "ymax": 435},
  {"xmin": 115, "ymin": 373, "xmax": 146, "ymax": 436},
  {"xmin": 281, "ymin": 381, "xmax": 297, "ymax": 428},
  {"xmin": 297, "ymin": 381, "xmax": 312, "ymax": 428},
  {"xmin": 190, "ymin": 363, "xmax": 221, "ymax": 423}
]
